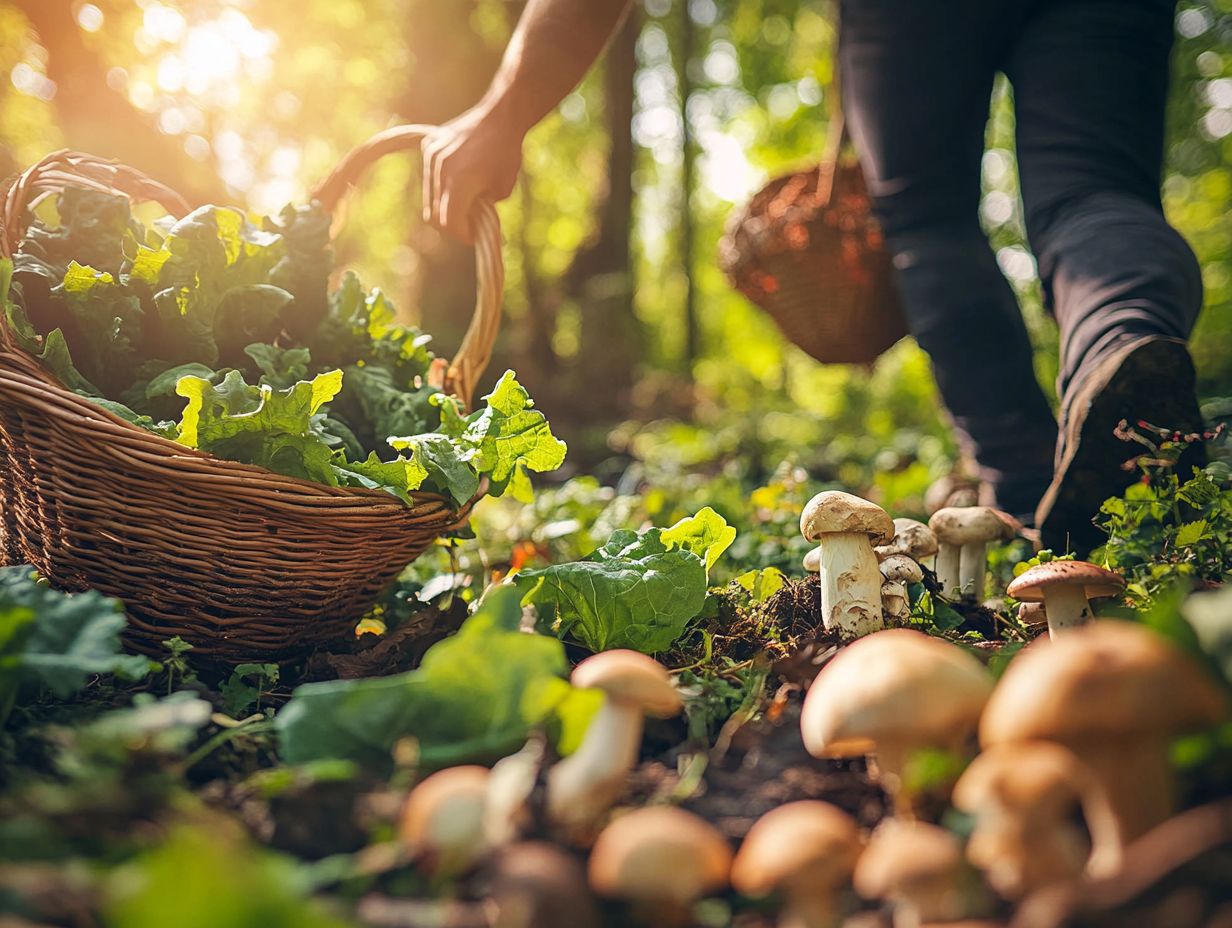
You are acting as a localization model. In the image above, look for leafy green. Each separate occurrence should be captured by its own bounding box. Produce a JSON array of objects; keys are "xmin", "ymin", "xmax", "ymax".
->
[
  {"xmin": 275, "ymin": 587, "xmax": 575, "ymax": 772},
  {"xmin": 661, "ymin": 507, "xmax": 737, "ymax": 573},
  {"xmin": 175, "ymin": 370, "xmax": 343, "ymax": 485},
  {"xmin": 515, "ymin": 522, "xmax": 713, "ymax": 653},
  {"xmin": 0, "ymin": 566, "xmax": 151, "ymax": 725},
  {"xmin": 245, "ymin": 343, "xmax": 311, "ymax": 389}
]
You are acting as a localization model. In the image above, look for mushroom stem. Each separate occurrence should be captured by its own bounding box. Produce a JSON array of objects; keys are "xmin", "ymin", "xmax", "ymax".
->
[
  {"xmin": 816, "ymin": 534, "xmax": 884, "ymax": 637},
  {"xmin": 547, "ymin": 697, "xmax": 641, "ymax": 828},
  {"xmin": 1076, "ymin": 738, "xmax": 1177, "ymax": 851},
  {"xmin": 957, "ymin": 541, "xmax": 988, "ymax": 599},
  {"xmin": 1040, "ymin": 584, "xmax": 1094, "ymax": 637},
  {"xmin": 869, "ymin": 742, "xmax": 915, "ymax": 819},
  {"xmin": 935, "ymin": 544, "xmax": 962, "ymax": 598}
]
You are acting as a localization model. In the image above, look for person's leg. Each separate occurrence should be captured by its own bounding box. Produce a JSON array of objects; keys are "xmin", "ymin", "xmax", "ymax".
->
[
  {"xmin": 1007, "ymin": 0, "xmax": 1205, "ymax": 552},
  {"xmin": 840, "ymin": 0, "xmax": 1057, "ymax": 523}
]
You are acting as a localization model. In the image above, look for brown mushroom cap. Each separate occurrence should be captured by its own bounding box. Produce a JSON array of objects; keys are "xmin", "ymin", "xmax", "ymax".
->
[
  {"xmin": 1017, "ymin": 602, "xmax": 1047, "ymax": 626},
  {"xmin": 571, "ymin": 650, "xmax": 682, "ymax": 718},
  {"xmin": 875, "ymin": 518, "xmax": 939, "ymax": 560},
  {"xmin": 488, "ymin": 841, "xmax": 601, "ymax": 928},
  {"xmin": 801, "ymin": 491, "xmax": 894, "ymax": 545},
  {"xmin": 880, "ymin": 554, "xmax": 924, "ymax": 584},
  {"xmin": 588, "ymin": 806, "xmax": 733, "ymax": 906},
  {"xmin": 1006, "ymin": 560, "xmax": 1126, "ymax": 603},
  {"xmin": 801, "ymin": 629, "xmax": 994, "ymax": 758},
  {"xmin": 929, "ymin": 507, "xmax": 1015, "ymax": 545},
  {"xmin": 400, "ymin": 765, "xmax": 491, "ymax": 865},
  {"xmin": 803, "ymin": 547, "xmax": 821, "ymax": 573},
  {"xmin": 853, "ymin": 820, "xmax": 964, "ymax": 900},
  {"xmin": 731, "ymin": 801, "xmax": 862, "ymax": 897},
  {"xmin": 953, "ymin": 742, "xmax": 1093, "ymax": 815},
  {"xmin": 981, "ymin": 621, "xmax": 1228, "ymax": 747}
]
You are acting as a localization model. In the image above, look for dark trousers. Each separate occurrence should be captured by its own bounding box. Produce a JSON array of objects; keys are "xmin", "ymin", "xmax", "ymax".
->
[{"xmin": 840, "ymin": 0, "xmax": 1203, "ymax": 519}]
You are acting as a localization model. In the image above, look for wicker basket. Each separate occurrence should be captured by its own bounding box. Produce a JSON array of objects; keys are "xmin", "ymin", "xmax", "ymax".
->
[
  {"xmin": 718, "ymin": 116, "xmax": 906, "ymax": 366},
  {"xmin": 0, "ymin": 127, "xmax": 504, "ymax": 661}
]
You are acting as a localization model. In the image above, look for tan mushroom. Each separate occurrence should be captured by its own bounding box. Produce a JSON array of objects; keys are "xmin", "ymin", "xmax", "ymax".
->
[
  {"xmin": 800, "ymin": 629, "xmax": 994, "ymax": 815},
  {"xmin": 588, "ymin": 806, "xmax": 732, "ymax": 926},
  {"xmin": 548, "ymin": 650, "xmax": 682, "ymax": 834},
  {"xmin": 731, "ymin": 801, "xmax": 862, "ymax": 928},
  {"xmin": 980, "ymin": 621, "xmax": 1228, "ymax": 847},
  {"xmin": 487, "ymin": 841, "xmax": 601, "ymax": 928},
  {"xmin": 952, "ymin": 741, "xmax": 1124, "ymax": 899},
  {"xmin": 400, "ymin": 765, "xmax": 491, "ymax": 877},
  {"xmin": 881, "ymin": 579, "xmax": 911, "ymax": 622},
  {"xmin": 803, "ymin": 547, "xmax": 821, "ymax": 573},
  {"xmin": 1017, "ymin": 601, "xmax": 1047, "ymax": 628},
  {"xmin": 1006, "ymin": 561, "xmax": 1125, "ymax": 638},
  {"xmin": 924, "ymin": 474, "xmax": 979, "ymax": 515},
  {"xmin": 854, "ymin": 821, "xmax": 978, "ymax": 928},
  {"xmin": 874, "ymin": 518, "xmax": 939, "ymax": 568},
  {"xmin": 801, "ymin": 491, "xmax": 894, "ymax": 638},
  {"xmin": 880, "ymin": 554, "xmax": 924, "ymax": 585},
  {"xmin": 928, "ymin": 507, "xmax": 1014, "ymax": 599}
]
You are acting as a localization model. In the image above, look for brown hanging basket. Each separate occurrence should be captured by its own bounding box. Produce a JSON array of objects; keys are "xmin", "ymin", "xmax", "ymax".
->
[
  {"xmin": 719, "ymin": 119, "xmax": 907, "ymax": 366},
  {"xmin": 0, "ymin": 126, "xmax": 504, "ymax": 661}
]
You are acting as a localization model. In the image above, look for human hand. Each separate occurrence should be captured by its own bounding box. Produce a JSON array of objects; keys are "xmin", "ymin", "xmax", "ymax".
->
[{"xmin": 422, "ymin": 104, "xmax": 524, "ymax": 244}]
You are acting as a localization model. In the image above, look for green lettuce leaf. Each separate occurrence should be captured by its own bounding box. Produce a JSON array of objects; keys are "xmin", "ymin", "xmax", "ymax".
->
[
  {"xmin": 275, "ymin": 587, "xmax": 574, "ymax": 772},
  {"xmin": 437, "ymin": 371, "xmax": 567, "ymax": 501},
  {"xmin": 176, "ymin": 369, "xmax": 343, "ymax": 485},
  {"xmin": 515, "ymin": 525, "xmax": 709, "ymax": 654},
  {"xmin": 0, "ymin": 566, "xmax": 151, "ymax": 725},
  {"xmin": 661, "ymin": 507, "xmax": 737, "ymax": 574},
  {"xmin": 245, "ymin": 343, "xmax": 311, "ymax": 389}
]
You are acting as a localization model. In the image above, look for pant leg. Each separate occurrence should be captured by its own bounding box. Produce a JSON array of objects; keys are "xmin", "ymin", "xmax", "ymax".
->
[
  {"xmin": 1007, "ymin": 0, "xmax": 1203, "ymax": 402},
  {"xmin": 840, "ymin": 0, "xmax": 1058, "ymax": 520}
]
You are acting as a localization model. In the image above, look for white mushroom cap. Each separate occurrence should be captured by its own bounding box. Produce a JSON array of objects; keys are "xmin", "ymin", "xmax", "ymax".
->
[
  {"xmin": 881, "ymin": 579, "xmax": 910, "ymax": 620},
  {"xmin": 880, "ymin": 554, "xmax": 923, "ymax": 584},
  {"xmin": 588, "ymin": 807, "xmax": 732, "ymax": 908},
  {"xmin": 928, "ymin": 507, "xmax": 1015, "ymax": 546},
  {"xmin": 571, "ymin": 650, "xmax": 682, "ymax": 717},
  {"xmin": 732, "ymin": 801, "xmax": 861, "ymax": 895},
  {"xmin": 1006, "ymin": 561, "xmax": 1125, "ymax": 604},
  {"xmin": 853, "ymin": 821, "xmax": 969, "ymax": 922},
  {"xmin": 875, "ymin": 518, "xmax": 939, "ymax": 561},
  {"xmin": 925, "ymin": 475, "xmax": 980, "ymax": 515},
  {"xmin": 400, "ymin": 766, "xmax": 491, "ymax": 876},
  {"xmin": 801, "ymin": 491, "xmax": 893, "ymax": 545},
  {"xmin": 803, "ymin": 548, "xmax": 821, "ymax": 573}
]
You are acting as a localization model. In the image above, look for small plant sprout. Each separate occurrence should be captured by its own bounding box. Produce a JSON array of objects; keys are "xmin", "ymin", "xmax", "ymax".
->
[
  {"xmin": 800, "ymin": 491, "xmax": 894, "ymax": 638},
  {"xmin": 399, "ymin": 766, "xmax": 491, "ymax": 878},
  {"xmin": 874, "ymin": 519, "xmax": 938, "ymax": 569},
  {"xmin": 980, "ymin": 621, "xmax": 1228, "ymax": 848},
  {"xmin": 1006, "ymin": 560, "xmax": 1125, "ymax": 638},
  {"xmin": 587, "ymin": 806, "xmax": 732, "ymax": 927},
  {"xmin": 800, "ymin": 629, "xmax": 993, "ymax": 816},
  {"xmin": 547, "ymin": 650, "xmax": 682, "ymax": 834},
  {"xmin": 731, "ymin": 801, "xmax": 862, "ymax": 928},
  {"xmin": 854, "ymin": 821, "xmax": 980, "ymax": 928},
  {"xmin": 953, "ymin": 741, "xmax": 1125, "ymax": 899},
  {"xmin": 928, "ymin": 507, "xmax": 1014, "ymax": 599}
]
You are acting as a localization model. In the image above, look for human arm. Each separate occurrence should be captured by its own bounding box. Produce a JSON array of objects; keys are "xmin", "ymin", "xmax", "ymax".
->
[{"xmin": 422, "ymin": 0, "xmax": 635, "ymax": 242}]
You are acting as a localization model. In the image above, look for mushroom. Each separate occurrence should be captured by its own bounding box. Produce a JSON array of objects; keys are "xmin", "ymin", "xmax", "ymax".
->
[
  {"xmin": 800, "ymin": 629, "xmax": 993, "ymax": 816},
  {"xmin": 881, "ymin": 580, "xmax": 911, "ymax": 622},
  {"xmin": 588, "ymin": 806, "xmax": 732, "ymax": 926},
  {"xmin": 928, "ymin": 507, "xmax": 1014, "ymax": 600},
  {"xmin": 1017, "ymin": 602, "xmax": 1047, "ymax": 628},
  {"xmin": 880, "ymin": 554, "xmax": 924, "ymax": 585},
  {"xmin": 800, "ymin": 491, "xmax": 894, "ymax": 638},
  {"xmin": 731, "ymin": 801, "xmax": 862, "ymax": 928},
  {"xmin": 924, "ymin": 474, "xmax": 980, "ymax": 515},
  {"xmin": 486, "ymin": 841, "xmax": 601, "ymax": 928},
  {"xmin": 1006, "ymin": 560, "xmax": 1125, "ymax": 638},
  {"xmin": 980, "ymin": 620, "xmax": 1228, "ymax": 848},
  {"xmin": 484, "ymin": 738, "xmax": 544, "ymax": 847},
  {"xmin": 803, "ymin": 547, "xmax": 821, "ymax": 573},
  {"xmin": 854, "ymin": 821, "xmax": 978, "ymax": 928},
  {"xmin": 547, "ymin": 650, "xmax": 682, "ymax": 834},
  {"xmin": 874, "ymin": 519, "xmax": 939, "ymax": 569},
  {"xmin": 952, "ymin": 741, "xmax": 1125, "ymax": 899},
  {"xmin": 400, "ymin": 765, "xmax": 491, "ymax": 878}
]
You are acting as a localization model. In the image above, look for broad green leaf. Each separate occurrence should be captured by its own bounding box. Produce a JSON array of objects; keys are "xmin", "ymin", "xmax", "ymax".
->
[
  {"xmin": 733, "ymin": 567, "xmax": 788, "ymax": 603},
  {"xmin": 661, "ymin": 506, "xmax": 737, "ymax": 574},
  {"xmin": 275, "ymin": 587, "xmax": 574, "ymax": 772},
  {"xmin": 515, "ymin": 526, "xmax": 709, "ymax": 653},
  {"xmin": 1174, "ymin": 519, "xmax": 1208, "ymax": 548},
  {"xmin": 245, "ymin": 342, "xmax": 311, "ymax": 388}
]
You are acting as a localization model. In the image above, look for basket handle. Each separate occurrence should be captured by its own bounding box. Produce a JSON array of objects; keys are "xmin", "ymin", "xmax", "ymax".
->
[{"xmin": 312, "ymin": 124, "xmax": 504, "ymax": 409}]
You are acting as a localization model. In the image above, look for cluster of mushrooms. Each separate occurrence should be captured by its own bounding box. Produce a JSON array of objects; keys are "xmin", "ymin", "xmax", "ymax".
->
[
  {"xmin": 384, "ymin": 485, "xmax": 1227, "ymax": 928},
  {"xmin": 801, "ymin": 488, "xmax": 1129, "ymax": 641}
]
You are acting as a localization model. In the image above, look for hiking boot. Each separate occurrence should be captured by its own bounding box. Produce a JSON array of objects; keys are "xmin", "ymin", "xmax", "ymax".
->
[{"xmin": 1035, "ymin": 336, "xmax": 1206, "ymax": 555}]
